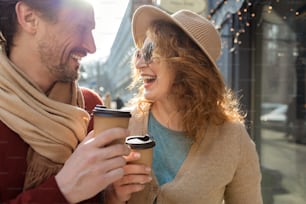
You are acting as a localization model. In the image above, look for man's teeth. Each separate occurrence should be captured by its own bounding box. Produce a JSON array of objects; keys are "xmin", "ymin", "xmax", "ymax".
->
[{"xmin": 71, "ymin": 54, "xmax": 82, "ymax": 61}]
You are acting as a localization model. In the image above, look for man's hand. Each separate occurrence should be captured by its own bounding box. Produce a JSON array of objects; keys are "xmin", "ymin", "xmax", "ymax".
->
[{"xmin": 55, "ymin": 128, "xmax": 131, "ymax": 203}]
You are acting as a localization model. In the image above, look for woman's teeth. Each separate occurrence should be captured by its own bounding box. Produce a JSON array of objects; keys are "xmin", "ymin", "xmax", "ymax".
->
[{"xmin": 142, "ymin": 76, "xmax": 156, "ymax": 83}]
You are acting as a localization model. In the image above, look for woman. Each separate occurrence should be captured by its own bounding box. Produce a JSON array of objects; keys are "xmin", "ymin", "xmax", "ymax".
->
[{"xmin": 107, "ymin": 5, "xmax": 263, "ymax": 204}]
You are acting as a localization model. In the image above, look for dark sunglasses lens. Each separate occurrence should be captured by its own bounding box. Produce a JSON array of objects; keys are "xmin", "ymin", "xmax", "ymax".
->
[
  {"xmin": 143, "ymin": 43, "xmax": 154, "ymax": 63},
  {"xmin": 135, "ymin": 50, "xmax": 141, "ymax": 59}
]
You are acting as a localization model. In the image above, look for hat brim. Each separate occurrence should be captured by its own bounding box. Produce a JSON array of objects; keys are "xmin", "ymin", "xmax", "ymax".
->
[
  {"xmin": 132, "ymin": 5, "xmax": 220, "ymax": 69},
  {"xmin": 132, "ymin": 6, "xmax": 177, "ymax": 48}
]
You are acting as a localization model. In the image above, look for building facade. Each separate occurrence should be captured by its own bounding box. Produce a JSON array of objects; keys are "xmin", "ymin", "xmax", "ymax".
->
[
  {"xmin": 210, "ymin": 0, "xmax": 306, "ymax": 203},
  {"xmin": 96, "ymin": 0, "xmax": 306, "ymax": 203}
]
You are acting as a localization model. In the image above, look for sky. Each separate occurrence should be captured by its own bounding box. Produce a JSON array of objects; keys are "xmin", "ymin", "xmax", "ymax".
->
[{"xmin": 82, "ymin": 0, "xmax": 129, "ymax": 63}]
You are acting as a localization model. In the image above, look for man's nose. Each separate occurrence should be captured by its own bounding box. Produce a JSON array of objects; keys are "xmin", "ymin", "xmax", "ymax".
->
[{"xmin": 83, "ymin": 33, "xmax": 96, "ymax": 54}]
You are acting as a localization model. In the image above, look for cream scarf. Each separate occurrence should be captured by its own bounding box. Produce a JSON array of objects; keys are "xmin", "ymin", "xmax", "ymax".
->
[{"xmin": 0, "ymin": 44, "xmax": 90, "ymax": 190}]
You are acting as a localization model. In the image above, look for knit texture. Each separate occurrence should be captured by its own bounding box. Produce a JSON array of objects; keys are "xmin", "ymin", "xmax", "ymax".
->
[{"xmin": 127, "ymin": 104, "xmax": 263, "ymax": 204}]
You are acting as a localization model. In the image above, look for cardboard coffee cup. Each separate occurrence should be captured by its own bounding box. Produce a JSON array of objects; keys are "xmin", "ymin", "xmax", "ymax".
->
[
  {"xmin": 93, "ymin": 105, "xmax": 131, "ymax": 144},
  {"xmin": 125, "ymin": 134, "xmax": 156, "ymax": 167}
]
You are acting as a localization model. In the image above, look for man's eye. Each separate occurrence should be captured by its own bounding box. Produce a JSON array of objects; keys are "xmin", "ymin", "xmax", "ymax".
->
[{"xmin": 77, "ymin": 25, "xmax": 88, "ymax": 33}]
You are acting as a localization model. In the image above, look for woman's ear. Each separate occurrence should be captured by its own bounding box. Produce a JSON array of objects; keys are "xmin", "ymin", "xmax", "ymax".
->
[{"xmin": 15, "ymin": 1, "xmax": 39, "ymax": 35}]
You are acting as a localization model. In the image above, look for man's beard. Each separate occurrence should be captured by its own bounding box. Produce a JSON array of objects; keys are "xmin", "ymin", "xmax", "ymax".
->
[
  {"xmin": 38, "ymin": 40, "xmax": 79, "ymax": 82},
  {"xmin": 50, "ymin": 63, "xmax": 80, "ymax": 82}
]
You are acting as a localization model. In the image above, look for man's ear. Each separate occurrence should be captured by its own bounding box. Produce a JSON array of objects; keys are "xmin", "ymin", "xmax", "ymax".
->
[{"xmin": 15, "ymin": 2, "xmax": 39, "ymax": 34}]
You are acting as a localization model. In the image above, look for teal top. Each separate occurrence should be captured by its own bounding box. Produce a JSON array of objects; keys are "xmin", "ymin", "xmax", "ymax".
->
[{"xmin": 148, "ymin": 112, "xmax": 192, "ymax": 185}]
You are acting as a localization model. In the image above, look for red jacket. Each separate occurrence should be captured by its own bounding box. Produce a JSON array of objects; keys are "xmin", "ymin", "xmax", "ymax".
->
[{"xmin": 0, "ymin": 87, "xmax": 103, "ymax": 203}]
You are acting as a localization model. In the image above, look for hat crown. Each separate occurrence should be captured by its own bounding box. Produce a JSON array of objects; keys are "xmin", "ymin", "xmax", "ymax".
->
[
  {"xmin": 132, "ymin": 5, "xmax": 222, "ymax": 67},
  {"xmin": 171, "ymin": 10, "xmax": 221, "ymax": 62}
]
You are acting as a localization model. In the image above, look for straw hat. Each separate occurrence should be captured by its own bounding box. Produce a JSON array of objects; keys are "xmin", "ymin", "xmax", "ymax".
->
[{"xmin": 132, "ymin": 5, "xmax": 221, "ymax": 68}]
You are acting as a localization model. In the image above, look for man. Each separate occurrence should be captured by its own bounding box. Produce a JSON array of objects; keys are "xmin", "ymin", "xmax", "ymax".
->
[{"xmin": 0, "ymin": 0, "xmax": 147, "ymax": 203}]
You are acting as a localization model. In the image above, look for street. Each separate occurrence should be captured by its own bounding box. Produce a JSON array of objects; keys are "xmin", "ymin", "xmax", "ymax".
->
[{"xmin": 261, "ymin": 129, "xmax": 306, "ymax": 204}]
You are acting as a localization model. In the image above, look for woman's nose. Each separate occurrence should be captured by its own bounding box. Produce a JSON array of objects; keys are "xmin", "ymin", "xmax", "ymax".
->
[
  {"xmin": 135, "ymin": 55, "xmax": 148, "ymax": 69},
  {"xmin": 135, "ymin": 58, "xmax": 148, "ymax": 69}
]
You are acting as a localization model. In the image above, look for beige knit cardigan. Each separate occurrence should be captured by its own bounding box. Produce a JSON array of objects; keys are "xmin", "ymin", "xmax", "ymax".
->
[{"xmin": 127, "ymin": 107, "xmax": 263, "ymax": 204}]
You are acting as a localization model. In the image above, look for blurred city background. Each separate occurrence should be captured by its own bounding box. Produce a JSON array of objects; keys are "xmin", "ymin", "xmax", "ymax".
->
[{"xmin": 80, "ymin": 0, "xmax": 306, "ymax": 203}]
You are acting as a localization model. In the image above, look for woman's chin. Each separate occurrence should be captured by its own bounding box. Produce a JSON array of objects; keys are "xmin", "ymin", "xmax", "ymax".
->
[{"xmin": 143, "ymin": 92, "xmax": 154, "ymax": 101}]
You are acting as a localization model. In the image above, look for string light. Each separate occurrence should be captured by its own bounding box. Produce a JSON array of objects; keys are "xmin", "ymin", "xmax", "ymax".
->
[
  {"xmin": 207, "ymin": 0, "xmax": 303, "ymax": 50},
  {"xmin": 207, "ymin": 0, "xmax": 252, "ymax": 49}
]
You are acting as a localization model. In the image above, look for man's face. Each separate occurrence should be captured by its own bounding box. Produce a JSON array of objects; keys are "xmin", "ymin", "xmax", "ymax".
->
[{"xmin": 36, "ymin": 0, "xmax": 96, "ymax": 82}]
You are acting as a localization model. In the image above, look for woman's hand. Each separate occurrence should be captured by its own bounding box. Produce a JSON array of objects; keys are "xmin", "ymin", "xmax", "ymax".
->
[{"xmin": 106, "ymin": 151, "xmax": 152, "ymax": 203}]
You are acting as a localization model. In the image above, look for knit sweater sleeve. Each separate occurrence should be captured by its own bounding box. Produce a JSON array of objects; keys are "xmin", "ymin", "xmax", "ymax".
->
[
  {"xmin": 2, "ymin": 177, "xmax": 68, "ymax": 204},
  {"xmin": 224, "ymin": 126, "xmax": 263, "ymax": 204},
  {"xmin": 3, "ymin": 176, "xmax": 100, "ymax": 204},
  {"xmin": 81, "ymin": 87, "xmax": 103, "ymax": 132}
]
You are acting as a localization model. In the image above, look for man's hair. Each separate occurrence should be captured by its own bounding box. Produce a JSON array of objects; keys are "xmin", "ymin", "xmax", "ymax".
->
[{"xmin": 0, "ymin": 0, "xmax": 61, "ymax": 55}]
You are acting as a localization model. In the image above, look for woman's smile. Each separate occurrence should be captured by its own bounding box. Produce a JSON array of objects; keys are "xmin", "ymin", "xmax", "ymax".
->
[{"xmin": 141, "ymin": 74, "xmax": 157, "ymax": 88}]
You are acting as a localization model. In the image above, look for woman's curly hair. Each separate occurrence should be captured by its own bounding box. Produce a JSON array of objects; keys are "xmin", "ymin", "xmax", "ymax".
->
[{"xmin": 129, "ymin": 20, "xmax": 245, "ymax": 139}]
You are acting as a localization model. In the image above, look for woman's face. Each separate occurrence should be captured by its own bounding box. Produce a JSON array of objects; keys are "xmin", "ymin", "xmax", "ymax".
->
[{"xmin": 135, "ymin": 38, "xmax": 175, "ymax": 102}]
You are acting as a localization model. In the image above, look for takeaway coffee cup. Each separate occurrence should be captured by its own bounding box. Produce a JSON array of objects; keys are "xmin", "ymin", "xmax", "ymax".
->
[
  {"xmin": 125, "ymin": 134, "xmax": 156, "ymax": 167},
  {"xmin": 93, "ymin": 105, "xmax": 131, "ymax": 144}
]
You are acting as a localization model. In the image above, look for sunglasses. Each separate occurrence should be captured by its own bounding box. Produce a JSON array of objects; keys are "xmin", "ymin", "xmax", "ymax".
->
[{"xmin": 134, "ymin": 42, "xmax": 157, "ymax": 65}]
